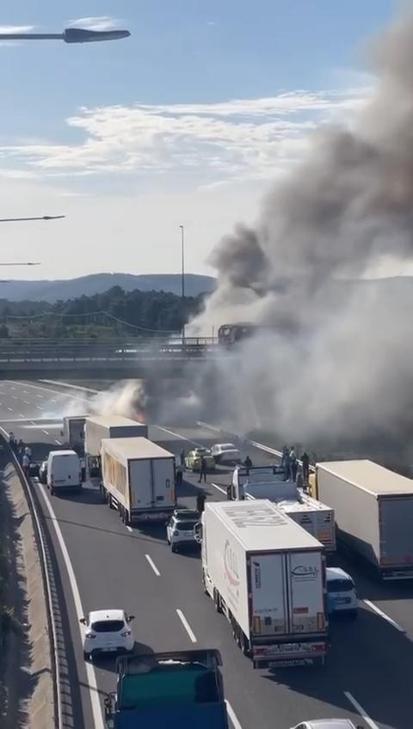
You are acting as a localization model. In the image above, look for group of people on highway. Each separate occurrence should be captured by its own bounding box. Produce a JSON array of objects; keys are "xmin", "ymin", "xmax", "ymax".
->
[
  {"xmin": 9, "ymin": 432, "xmax": 32, "ymax": 476},
  {"xmin": 281, "ymin": 446, "xmax": 310, "ymax": 487}
]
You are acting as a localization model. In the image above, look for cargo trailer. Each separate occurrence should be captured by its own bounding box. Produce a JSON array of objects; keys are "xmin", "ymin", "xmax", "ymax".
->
[{"xmin": 84, "ymin": 415, "xmax": 148, "ymax": 477}]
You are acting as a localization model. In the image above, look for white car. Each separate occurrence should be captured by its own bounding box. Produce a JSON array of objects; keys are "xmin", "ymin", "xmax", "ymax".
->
[
  {"xmin": 291, "ymin": 721, "xmax": 363, "ymax": 729},
  {"xmin": 326, "ymin": 567, "xmax": 358, "ymax": 618},
  {"xmin": 211, "ymin": 443, "xmax": 241, "ymax": 465},
  {"xmin": 166, "ymin": 509, "xmax": 200, "ymax": 552},
  {"xmin": 80, "ymin": 609, "xmax": 135, "ymax": 660}
]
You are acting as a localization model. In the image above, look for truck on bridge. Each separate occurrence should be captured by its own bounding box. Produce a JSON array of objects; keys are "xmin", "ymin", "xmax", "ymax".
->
[{"xmin": 104, "ymin": 649, "xmax": 229, "ymax": 729}]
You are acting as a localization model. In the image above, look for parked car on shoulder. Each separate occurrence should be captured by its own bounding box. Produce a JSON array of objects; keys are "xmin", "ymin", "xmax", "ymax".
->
[
  {"xmin": 39, "ymin": 460, "xmax": 48, "ymax": 484},
  {"xmin": 80, "ymin": 609, "xmax": 135, "ymax": 661},
  {"xmin": 166, "ymin": 509, "xmax": 200, "ymax": 552},
  {"xmin": 211, "ymin": 442, "xmax": 241, "ymax": 465},
  {"xmin": 185, "ymin": 447, "xmax": 215, "ymax": 472}
]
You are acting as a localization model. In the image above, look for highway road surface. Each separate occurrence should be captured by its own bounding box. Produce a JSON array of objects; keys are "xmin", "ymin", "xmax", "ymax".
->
[{"xmin": 1, "ymin": 379, "xmax": 412, "ymax": 729}]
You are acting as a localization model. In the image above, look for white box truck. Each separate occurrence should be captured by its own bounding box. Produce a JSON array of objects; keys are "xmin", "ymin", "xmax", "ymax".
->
[
  {"xmin": 198, "ymin": 499, "xmax": 328, "ymax": 668},
  {"xmin": 101, "ymin": 437, "xmax": 176, "ymax": 524},
  {"xmin": 62, "ymin": 416, "xmax": 86, "ymax": 453},
  {"xmin": 84, "ymin": 415, "xmax": 148, "ymax": 477},
  {"xmin": 231, "ymin": 467, "xmax": 336, "ymax": 552},
  {"xmin": 314, "ymin": 460, "xmax": 413, "ymax": 580},
  {"xmin": 47, "ymin": 450, "xmax": 82, "ymax": 495}
]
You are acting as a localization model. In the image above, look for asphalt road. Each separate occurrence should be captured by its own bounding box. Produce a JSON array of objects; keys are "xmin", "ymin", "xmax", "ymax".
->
[{"xmin": 1, "ymin": 378, "xmax": 412, "ymax": 729}]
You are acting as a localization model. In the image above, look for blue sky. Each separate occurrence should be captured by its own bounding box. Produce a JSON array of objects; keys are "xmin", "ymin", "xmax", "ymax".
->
[{"xmin": 0, "ymin": 0, "xmax": 402, "ymax": 279}]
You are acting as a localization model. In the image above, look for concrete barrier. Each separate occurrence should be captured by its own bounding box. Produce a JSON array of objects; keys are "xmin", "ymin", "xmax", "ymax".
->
[{"xmin": 1, "ymin": 452, "xmax": 55, "ymax": 729}]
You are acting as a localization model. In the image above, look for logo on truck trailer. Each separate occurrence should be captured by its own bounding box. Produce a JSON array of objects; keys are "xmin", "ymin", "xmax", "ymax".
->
[
  {"xmin": 224, "ymin": 540, "xmax": 240, "ymax": 588},
  {"xmin": 291, "ymin": 564, "xmax": 319, "ymax": 580}
]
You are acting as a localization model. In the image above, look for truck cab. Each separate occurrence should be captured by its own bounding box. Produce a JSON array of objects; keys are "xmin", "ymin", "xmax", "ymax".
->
[{"xmin": 104, "ymin": 649, "xmax": 229, "ymax": 729}]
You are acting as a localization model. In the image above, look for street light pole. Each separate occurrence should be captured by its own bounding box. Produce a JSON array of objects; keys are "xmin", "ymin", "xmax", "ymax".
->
[
  {"xmin": 0, "ymin": 28, "xmax": 130, "ymax": 44},
  {"xmin": 0, "ymin": 215, "xmax": 65, "ymax": 223},
  {"xmin": 179, "ymin": 225, "xmax": 185, "ymax": 340}
]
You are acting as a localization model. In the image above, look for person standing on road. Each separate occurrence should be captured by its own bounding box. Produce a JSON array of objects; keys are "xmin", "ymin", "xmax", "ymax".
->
[
  {"xmin": 196, "ymin": 491, "xmax": 206, "ymax": 513},
  {"xmin": 176, "ymin": 463, "xmax": 183, "ymax": 487},
  {"xmin": 290, "ymin": 447, "xmax": 298, "ymax": 482},
  {"xmin": 22, "ymin": 453, "xmax": 30, "ymax": 478},
  {"xmin": 244, "ymin": 455, "xmax": 252, "ymax": 470},
  {"xmin": 17, "ymin": 439, "xmax": 25, "ymax": 463},
  {"xmin": 24, "ymin": 445, "xmax": 32, "ymax": 460},
  {"xmin": 180, "ymin": 449, "xmax": 185, "ymax": 467},
  {"xmin": 198, "ymin": 455, "xmax": 207, "ymax": 483},
  {"xmin": 301, "ymin": 451, "xmax": 310, "ymax": 486}
]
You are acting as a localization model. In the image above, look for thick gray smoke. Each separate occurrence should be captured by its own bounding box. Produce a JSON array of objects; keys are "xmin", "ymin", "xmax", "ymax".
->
[{"xmin": 189, "ymin": 13, "xmax": 413, "ymax": 451}]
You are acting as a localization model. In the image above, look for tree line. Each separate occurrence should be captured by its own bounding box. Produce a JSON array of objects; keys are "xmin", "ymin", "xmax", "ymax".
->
[{"xmin": 0, "ymin": 286, "xmax": 204, "ymax": 339}]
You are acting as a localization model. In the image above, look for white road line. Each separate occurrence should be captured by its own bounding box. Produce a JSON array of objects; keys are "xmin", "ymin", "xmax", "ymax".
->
[
  {"xmin": 344, "ymin": 691, "xmax": 380, "ymax": 729},
  {"xmin": 363, "ymin": 599, "xmax": 405, "ymax": 632},
  {"xmin": 42, "ymin": 430, "xmax": 49, "ymax": 436},
  {"xmin": 156, "ymin": 425, "xmax": 203, "ymax": 448},
  {"xmin": 176, "ymin": 609, "xmax": 197, "ymax": 643},
  {"xmin": 23, "ymin": 400, "xmax": 31, "ymax": 405},
  {"xmin": 5, "ymin": 380, "xmax": 85, "ymax": 404},
  {"xmin": 38, "ymin": 485, "xmax": 104, "ymax": 729},
  {"xmin": 210, "ymin": 482, "xmax": 227, "ymax": 495},
  {"xmin": 40, "ymin": 379, "xmax": 99, "ymax": 394},
  {"xmin": 55, "ymin": 439, "xmax": 62, "ymax": 445},
  {"xmin": 145, "ymin": 554, "xmax": 161, "ymax": 576},
  {"xmin": 226, "ymin": 701, "xmax": 243, "ymax": 729},
  {"xmin": 7, "ymin": 407, "xmax": 12, "ymax": 412},
  {"xmin": 19, "ymin": 414, "xmax": 25, "ymax": 418}
]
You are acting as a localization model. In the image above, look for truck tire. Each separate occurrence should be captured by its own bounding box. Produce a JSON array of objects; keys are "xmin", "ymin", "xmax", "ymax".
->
[
  {"xmin": 213, "ymin": 588, "xmax": 222, "ymax": 613},
  {"xmin": 171, "ymin": 543, "xmax": 178, "ymax": 553},
  {"xmin": 124, "ymin": 509, "xmax": 131, "ymax": 527},
  {"xmin": 109, "ymin": 495, "xmax": 114, "ymax": 509}
]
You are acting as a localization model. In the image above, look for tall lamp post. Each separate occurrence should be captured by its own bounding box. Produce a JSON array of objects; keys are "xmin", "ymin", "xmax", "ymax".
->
[
  {"xmin": 0, "ymin": 215, "xmax": 65, "ymax": 223},
  {"xmin": 179, "ymin": 225, "xmax": 185, "ymax": 340},
  {"xmin": 0, "ymin": 27, "xmax": 130, "ymax": 44}
]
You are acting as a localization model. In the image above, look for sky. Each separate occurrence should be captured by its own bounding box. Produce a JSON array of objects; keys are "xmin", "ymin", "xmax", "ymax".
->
[{"xmin": 0, "ymin": 0, "xmax": 403, "ymax": 280}]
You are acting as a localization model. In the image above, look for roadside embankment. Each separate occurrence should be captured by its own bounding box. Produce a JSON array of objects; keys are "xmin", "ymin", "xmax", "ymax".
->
[{"xmin": 0, "ymin": 443, "xmax": 54, "ymax": 729}]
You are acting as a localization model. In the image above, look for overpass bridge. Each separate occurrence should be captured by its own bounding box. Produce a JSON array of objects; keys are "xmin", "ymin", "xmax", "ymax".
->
[{"xmin": 0, "ymin": 337, "xmax": 219, "ymax": 378}]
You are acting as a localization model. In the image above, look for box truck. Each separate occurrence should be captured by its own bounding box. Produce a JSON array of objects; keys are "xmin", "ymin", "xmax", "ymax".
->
[
  {"xmin": 101, "ymin": 437, "xmax": 176, "ymax": 524},
  {"xmin": 197, "ymin": 500, "xmax": 328, "ymax": 668},
  {"xmin": 231, "ymin": 466, "xmax": 336, "ymax": 552},
  {"xmin": 314, "ymin": 460, "xmax": 413, "ymax": 580},
  {"xmin": 62, "ymin": 415, "xmax": 86, "ymax": 454},
  {"xmin": 84, "ymin": 415, "xmax": 148, "ymax": 477}
]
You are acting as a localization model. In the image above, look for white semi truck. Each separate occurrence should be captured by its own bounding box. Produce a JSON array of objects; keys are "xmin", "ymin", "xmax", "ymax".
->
[
  {"xmin": 84, "ymin": 415, "xmax": 148, "ymax": 477},
  {"xmin": 62, "ymin": 415, "xmax": 86, "ymax": 453},
  {"xmin": 101, "ymin": 437, "xmax": 176, "ymax": 524},
  {"xmin": 197, "ymin": 499, "xmax": 328, "ymax": 668},
  {"xmin": 314, "ymin": 460, "xmax": 413, "ymax": 580},
  {"xmin": 231, "ymin": 466, "xmax": 336, "ymax": 552}
]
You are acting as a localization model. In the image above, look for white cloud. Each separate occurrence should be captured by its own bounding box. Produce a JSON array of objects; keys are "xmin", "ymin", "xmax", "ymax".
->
[
  {"xmin": 0, "ymin": 25, "xmax": 35, "ymax": 34},
  {"xmin": 0, "ymin": 86, "xmax": 374, "ymax": 190},
  {"xmin": 67, "ymin": 16, "xmax": 122, "ymax": 31}
]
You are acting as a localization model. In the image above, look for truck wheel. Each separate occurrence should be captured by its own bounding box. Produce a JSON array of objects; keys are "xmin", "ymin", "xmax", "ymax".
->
[
  {"xmin": 109, "ymin": 495, "xmax": 114, "ymax": 509},
  {"xmin": 124, "ymin": 510, "xmax": 131, "ymax": 527},
  {"xmin": 171, "ymin": 543, "xmax": 178, "ymax": 553},
  {"xmin": 239, "ymin": 631, "xmax": 249, "ymax": 656},
  {"xmin": 213, "ymin": 589, "xmax": 222, "ymax": 613},
  {"xmin": 83, "ymin": 651, "xmax": 90, "ymax": 662}
]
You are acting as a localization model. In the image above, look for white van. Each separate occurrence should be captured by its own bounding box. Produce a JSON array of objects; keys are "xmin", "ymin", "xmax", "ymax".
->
[
  {"xmin": 326, "ymin": 567, "xmax": 358, "ymax": 618},
  {"xmin": 47, "ymin": 450, "xmax": 82, "ymax": 495}
]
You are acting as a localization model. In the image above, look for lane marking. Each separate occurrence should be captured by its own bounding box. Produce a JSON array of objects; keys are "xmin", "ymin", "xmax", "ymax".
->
[
  {"xmin": 23, "ymin": 400, "xmax": 31, "ymax": 405},
  {"xmin": 176, "ymin": 609, "xmax": 197, "ymax": 643},
  {"xmin": 19, "ymin": 414, "xmax": 25, "ymax": 418},
  {"xmin": 55, "ymin": 439, "xmax": 62, "ymax": 445},
  {"xmin": 5, "ymin": 380, "xmax": 85, "ymax": 404},
  {"xmin": 38, "ymin": 485, "xmax": 104, "ymax": 729},
  {"xmin": 7, "ymin": 408, "xmax": 12, "ymax": 412},
  {"xmin": 40, "ymin": 379, "xmax": 99, "ymax": 394},
  {"xmin": 363, "ymin": 599, "xmax": 405, "ymax": 632},
  {"xmin": 344, "ymin": 691, "xmax": 380, "ymax": 729},
  {"xmin": 226, "ymin": 701, "xmax": 243, "ymax": 729},
  {"xmin": 155, "ymin": 425, "xmax": 202, "ymax": 448},
  {"xmin": 145, "ymin": 554, "xmax": 161, "ymax": 576},
  {"xmin": 210, "ymin": 482, "xmax": 227, "ymax": 495},
  {"xmin": 42, "ymin": 430, "xmax": 49, "ymax": 436}
]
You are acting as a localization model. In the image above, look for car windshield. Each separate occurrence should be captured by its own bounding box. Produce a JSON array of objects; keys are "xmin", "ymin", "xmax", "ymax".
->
[
  {"xmin": 176, "ymin": 521, "xmax": 197, "ymax": 530},
  {"xmin": 327, "ymin": 578, "xmax": 354, "ymax": 593},
  {"xmin": 220, "ymin": 444, "xmax": 235, "ymax": 450},
  {"xmin": 91, "ymin": 619, "xmax": 125, "ymax": 632}
]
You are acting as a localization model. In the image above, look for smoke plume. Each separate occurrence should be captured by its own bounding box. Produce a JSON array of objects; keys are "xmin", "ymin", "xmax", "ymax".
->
[{"xmin": 189, "ymin": 13, "xmax": 413, "ymax": 451}]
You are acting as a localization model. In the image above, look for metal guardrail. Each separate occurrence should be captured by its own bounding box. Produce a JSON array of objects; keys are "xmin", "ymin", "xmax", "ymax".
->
[{"xmin": 0, "ymin": 431, "xmax": 63, "ymax": 729}]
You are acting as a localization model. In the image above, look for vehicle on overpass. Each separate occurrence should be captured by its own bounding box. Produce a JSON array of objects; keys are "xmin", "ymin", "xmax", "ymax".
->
[
  {"xmin": 46, "ymin": 450, "xmax": 82, "ymax": 495},
  {"xmin": 166, "ymin": 509, "xmax": 200, "ymax": 552},
  {"xmin": 196, "ymin": 500, "xmax": 328, "ymax": 668},
  {"xmin": 80, "ymin": 609, "xmax": 135, "ymax": 661},
  {"xmin": 185, "ymin": 447, "xmax": 215, "ymax": 472},
  {"xmin": 230, "ymin": 465, "xmax": 336, "ymax": 552},
  {"xmin": 217, "ymin": 322, "xmax": 257, "ymax": 347},
  {"xmin": 290, "ymin": 720, "xmax": 363, "ymax": 729},
  {"xmin": 101, "ymin": 437, "xmax": 176, "ymax": 524},
  {"xmin": 84, "ymin": 415, "xmax": 148, "ymax": 478},
  {"xmin": 314, "ymin": 460, "xmax": 413, "ymax": 580},
  {"xmin": 211, "ymin": 442, "xmax": 241, "ymax": 465},
  {"xmin": 104, "ymin": 649, "xmax": 229, "ymax": 729}
]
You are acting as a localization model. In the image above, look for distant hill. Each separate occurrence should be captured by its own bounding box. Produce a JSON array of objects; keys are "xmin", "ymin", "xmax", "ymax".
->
[{"xmin": 0, "ymin": 273, "xmax": 216, "ymax": 302}]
